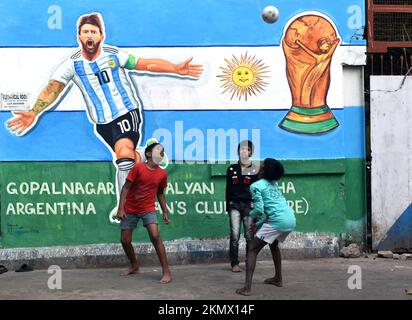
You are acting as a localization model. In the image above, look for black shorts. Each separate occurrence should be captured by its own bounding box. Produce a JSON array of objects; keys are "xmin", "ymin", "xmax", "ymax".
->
[{"xmin": 95, "ymin": 110, "xmax": 141, "ymax": 151}]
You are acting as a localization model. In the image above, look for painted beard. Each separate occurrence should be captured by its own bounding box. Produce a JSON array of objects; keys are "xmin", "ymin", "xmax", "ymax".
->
[{"xmin": 81, "ymin": 39, "xmax": 101, "ymax": 55}]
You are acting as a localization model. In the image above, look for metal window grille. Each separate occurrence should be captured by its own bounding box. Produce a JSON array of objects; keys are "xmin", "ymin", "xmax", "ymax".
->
[{"xmin": 367, "ymin": 0, "xmax": 412, "ymax": 52}]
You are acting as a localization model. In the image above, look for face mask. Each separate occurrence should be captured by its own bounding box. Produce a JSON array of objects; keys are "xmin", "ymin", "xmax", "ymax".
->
[
  {"xmin": 151, "ymin": 145, "xmax": 164, "ymax": 165},
  {"xmin": 239, "ymin": 147, "xmax": 251, "ymax": 164},
  {"xmin": 240, "ymin": 154, "xmax": 250, "ymax": 162}
]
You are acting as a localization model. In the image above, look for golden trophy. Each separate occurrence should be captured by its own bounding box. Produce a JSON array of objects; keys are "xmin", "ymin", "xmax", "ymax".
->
[{"xmin": 280, "ymin": 15, "xmax": 340, "ymax": 134}]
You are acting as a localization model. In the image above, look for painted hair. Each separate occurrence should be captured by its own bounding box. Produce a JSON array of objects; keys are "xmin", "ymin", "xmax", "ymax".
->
[{"xmin": 77, "ymin": 13, "xmax": 104, "ymax": 36}]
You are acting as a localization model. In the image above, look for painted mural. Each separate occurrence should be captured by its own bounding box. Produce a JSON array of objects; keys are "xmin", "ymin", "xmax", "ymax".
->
[
  {"xmin": 6, "ymin": 12, "xmax": 203, "ymax": 224},
  {"xmin": 217, "ymin": 52, "xmax": 269, "ymax": 101},
  {"xmin": 0, "ymin": 0, "xmax": 367, "ymax": 249},
  {"xmin": 281, "ymin": 14, "xmax": 340, "ymax": 134}
]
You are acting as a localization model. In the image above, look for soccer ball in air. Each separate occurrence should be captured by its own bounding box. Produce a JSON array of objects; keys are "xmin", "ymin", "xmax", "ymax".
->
[{"xmin": 262, "ymin": 6, "xmax": 280, "ymax": 24}]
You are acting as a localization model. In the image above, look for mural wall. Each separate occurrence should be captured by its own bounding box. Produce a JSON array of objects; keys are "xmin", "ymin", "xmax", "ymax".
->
[{"xmin": 0, "ymin": 0, "xmax": 366, "ymax": 249}]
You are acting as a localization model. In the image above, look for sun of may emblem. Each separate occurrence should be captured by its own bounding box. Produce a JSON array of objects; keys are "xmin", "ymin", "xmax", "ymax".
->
[{"xmin": 217, "ymin": 52, "xmax": 269, "ymax": 101}]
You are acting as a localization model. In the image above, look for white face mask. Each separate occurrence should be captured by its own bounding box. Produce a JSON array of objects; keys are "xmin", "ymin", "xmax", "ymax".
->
[
  {"xmin": 239, "ymin": 147, "xmax": 251, "ymax": 164},
  {"xmin": 151, "ymin": 145, "xmax": 164, "ymax": 165}
]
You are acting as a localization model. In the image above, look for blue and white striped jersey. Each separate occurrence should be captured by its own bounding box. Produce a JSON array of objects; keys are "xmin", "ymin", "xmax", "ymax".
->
[{"xmin": 51, "ymin": 45, "xmax": 141, "ymax": 124}]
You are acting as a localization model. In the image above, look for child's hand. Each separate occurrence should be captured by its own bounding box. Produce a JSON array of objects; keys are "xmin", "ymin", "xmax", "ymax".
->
[
  {"xmin": 249, "ymin": 223, "xmax": 257, "ymax": 235},
  {"xmin": 115, "ymin": 210, "xmax": 127, "ymax": 221},
  {"xmin": 163, "ymin": 212, "xmax": 170, "ymax": 224}
]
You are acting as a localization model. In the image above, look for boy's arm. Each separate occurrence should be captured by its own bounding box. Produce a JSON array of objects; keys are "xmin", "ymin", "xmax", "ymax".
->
[
  {"xmin": 116, "ymin": 180, "xmax": 132, "ymax": 220},
  {"xmin": 250, "ymin": 185, "xmax": 266, "ymax": 228},
  {"xmin": 225, "ymin": 166, "xmax": 232, "ymax": 212},
  {"xmin": 157, "ymin": 190, "xmax": 170, "ymax": 224}
]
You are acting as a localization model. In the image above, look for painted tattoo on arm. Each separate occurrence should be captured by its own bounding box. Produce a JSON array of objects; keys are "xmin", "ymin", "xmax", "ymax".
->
[{"xmin": 32, "ymin": 80, "xmax": 65, "ymax": 115}]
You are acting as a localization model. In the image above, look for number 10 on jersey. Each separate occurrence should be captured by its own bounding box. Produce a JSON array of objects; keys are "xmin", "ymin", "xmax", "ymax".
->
[{"xmin": 94, "ymin": 70, "xmax": 111, "ymax": 85}]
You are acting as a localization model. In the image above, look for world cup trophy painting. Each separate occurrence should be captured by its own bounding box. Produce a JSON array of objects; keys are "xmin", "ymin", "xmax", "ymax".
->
[{"xmin": 280, "ymin": 14, "xmax": 340, "ymax": 134}]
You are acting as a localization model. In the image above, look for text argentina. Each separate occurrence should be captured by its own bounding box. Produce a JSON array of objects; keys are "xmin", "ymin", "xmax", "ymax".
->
[{"xmin": 6, "ymin": 202, "xmax": 97, "ymax": 215}]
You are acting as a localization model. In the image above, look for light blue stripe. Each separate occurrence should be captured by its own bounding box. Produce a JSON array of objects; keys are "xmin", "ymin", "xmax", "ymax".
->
[
  {"xmin": 344, "ymin": 106, "xmax": 365, "ymax": 158},
  {"xmin": 110, "ymin": 55, "xmax": 134, "ymax": 112},
  {"xmin": 0, "ymin": 111, "xmax": 112, "ymax": 161},
  {"xmin": 74, "ymin": 61, "xmax": 105, "ymax": 123},
  {"xmin": 0, "ymin": 0, "xmax": 366, "ymax": 47},
  {"xmin": 0, "ymin": 108, "xmax": 365, "ymax": 161},
  {"xmin": 88, "ymin": 62, "xmax": 118, "ymax": 119}
]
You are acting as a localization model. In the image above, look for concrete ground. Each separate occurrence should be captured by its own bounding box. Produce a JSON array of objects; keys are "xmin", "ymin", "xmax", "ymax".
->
[{"xmin": 0, "ymin": 257, "xmax": 411, "ymax": 300}]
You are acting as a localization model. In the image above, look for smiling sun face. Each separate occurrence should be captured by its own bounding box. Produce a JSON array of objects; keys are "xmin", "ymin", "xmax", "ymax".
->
[
  {"xmin": 217, "ymin": 52, "xmax": 269, "ymax": 101},
  {"xmin": 233, "ymin": 66, "xmax": 254, "ymax": 87}
]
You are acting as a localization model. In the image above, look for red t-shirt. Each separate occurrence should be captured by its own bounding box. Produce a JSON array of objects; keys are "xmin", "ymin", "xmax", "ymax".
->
[{"xmin": 124, "ymin": 163, "xmax": 167, "ymax": 214}]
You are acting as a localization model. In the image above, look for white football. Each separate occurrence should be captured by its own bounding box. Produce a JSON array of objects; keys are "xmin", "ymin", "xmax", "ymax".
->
[{"xmin": 262, "ymin": 6, "xmax": 280, "ymax": 24}]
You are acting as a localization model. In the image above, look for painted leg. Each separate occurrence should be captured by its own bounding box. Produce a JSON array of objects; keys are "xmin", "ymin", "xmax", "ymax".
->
[{"xmin": 109, "ymin": 138, "xmax": 136, "ymax": 223}]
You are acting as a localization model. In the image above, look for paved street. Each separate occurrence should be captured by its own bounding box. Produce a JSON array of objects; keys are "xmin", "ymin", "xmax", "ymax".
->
[{"xmin": 1, "ymin": 257, "xmax": 411, "ymax": 300}]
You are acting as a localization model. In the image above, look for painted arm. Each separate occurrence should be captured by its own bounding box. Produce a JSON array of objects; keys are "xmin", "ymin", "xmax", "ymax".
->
[
  {"xmin": 136, "ymin": 57, "xmax": 203, "ymax": 78},
  {"xmin": 295, "ymin": 39, "xmax": 317, "ymax": 59},
  {"xmin": 157, "ymin": 190, "xmax": 170, "ymax": 224},
  {"xmin": 116, "ymin": 180, "xmax": 132, "ymax": 220},
  {"xmin": 329, "ymin": 38, "xmax": 341, "ymax": 56},
  {"xmin": 7, "ymin": 80, "xmax": 65, "ymax": 135}
]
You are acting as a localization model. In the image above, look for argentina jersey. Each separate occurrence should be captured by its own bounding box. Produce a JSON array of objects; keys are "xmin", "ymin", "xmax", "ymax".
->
[{"xmin": 50, "ymin": 45, "xmax": 141, "ymax": 124}]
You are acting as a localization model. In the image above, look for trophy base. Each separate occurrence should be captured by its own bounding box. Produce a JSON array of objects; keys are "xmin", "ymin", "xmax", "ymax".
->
[{"xmin": 279, "ymin": 105, "xmax": 339, "ymax": 134}]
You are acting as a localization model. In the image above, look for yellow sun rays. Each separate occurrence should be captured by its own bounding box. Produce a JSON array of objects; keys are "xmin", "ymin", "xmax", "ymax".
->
[{"xmin": 217, "ymin": 52, "xmax": 270, "ymax": 101}]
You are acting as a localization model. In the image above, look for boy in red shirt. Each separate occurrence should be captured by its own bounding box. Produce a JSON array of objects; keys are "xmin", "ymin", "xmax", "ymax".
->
[{"xmin": 115, "ymin": 143, "xmax": 172, "ymax": 284}]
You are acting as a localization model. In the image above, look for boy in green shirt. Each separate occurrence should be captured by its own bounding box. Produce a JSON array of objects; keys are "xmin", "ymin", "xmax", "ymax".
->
[{"xmin": 236, "ymin": 158, "xmax": 296, "ymax": 296}]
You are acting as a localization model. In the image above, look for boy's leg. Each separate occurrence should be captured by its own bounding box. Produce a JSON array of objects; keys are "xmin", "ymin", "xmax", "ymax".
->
[
  {"xmin": 229, "ymin": 208, "xmax": 242, "ymax": 272},
  {"xmin": 242, "ymin": 215, "xmax": 254, "ymax": 261},
  {"xmin": 120, "ymin": 229, "xmax": 139, "ymax": 276},
  {"xmin": 265, "ymin": 240, "xmax": 283, "ymax": 287},
  {"xmin": 236, "ymin": 237, "xmax": 267, "ymax": 296},
  {"xmin": 146, "ymin": 223, "xmax": 172, "ymax": 284}
]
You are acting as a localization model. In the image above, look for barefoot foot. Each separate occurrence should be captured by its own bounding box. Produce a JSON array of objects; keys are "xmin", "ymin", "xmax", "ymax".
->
[
  {"xmin": 160, "ymin": 272, "xmax": 172, "ymax": 284},
  {"xmin": 231, "ymin": 265, "xmax": 242, "ymax": 273},
  {"xmin": 236, "ymin": 287, "xmax": 251, "ymax": 296},
  {"xmin": 120, "ymin": 266, "xmax": 139, "ymax": 276},
  {"xmin": 264, "ymin": 277, "xmax": 283, "ymax": 287}
]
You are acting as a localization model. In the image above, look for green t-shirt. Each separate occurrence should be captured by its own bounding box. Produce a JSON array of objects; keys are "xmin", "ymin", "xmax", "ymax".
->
[{"xmin": 249, "ymin": 179, "xmax": 296, "ymax": 232}]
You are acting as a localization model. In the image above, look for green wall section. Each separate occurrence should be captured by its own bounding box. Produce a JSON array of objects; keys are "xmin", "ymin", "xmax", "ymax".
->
[
  {"xmin": 344, "ymin": 158, "xmax": 366, "ymax": 221},
  {"xmin": 0, "ymin": 160, "xmax": 365, "ymax": 248}
]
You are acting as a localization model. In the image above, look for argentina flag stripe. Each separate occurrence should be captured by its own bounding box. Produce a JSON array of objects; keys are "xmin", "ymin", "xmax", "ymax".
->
[
  {"xmin": 74, "ymin": 61, "xmax": 105, "ymax": 123},
  {"xmin": 109, "ymin": 55, "xmax": 135, "ymax": 112},
  {"xmin": 88, "ymin": 61, "xmax": 119, "ymax": 119}
]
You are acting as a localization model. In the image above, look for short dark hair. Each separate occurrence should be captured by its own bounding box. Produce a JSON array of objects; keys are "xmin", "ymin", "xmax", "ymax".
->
[
  {"xmin": 145, "ymin": 142, "xmax": 162, "ymax": 159},
  {"xmin": 262, "ymin": 158, "xmax": 284, "ymax": 181},
  {"xmin": 237, "ymin": 140, "xmax": 254, "ymax": 154},
  {"xmin": 78, "ymin": 13, "xmax": 104, "ymax": 35}
]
